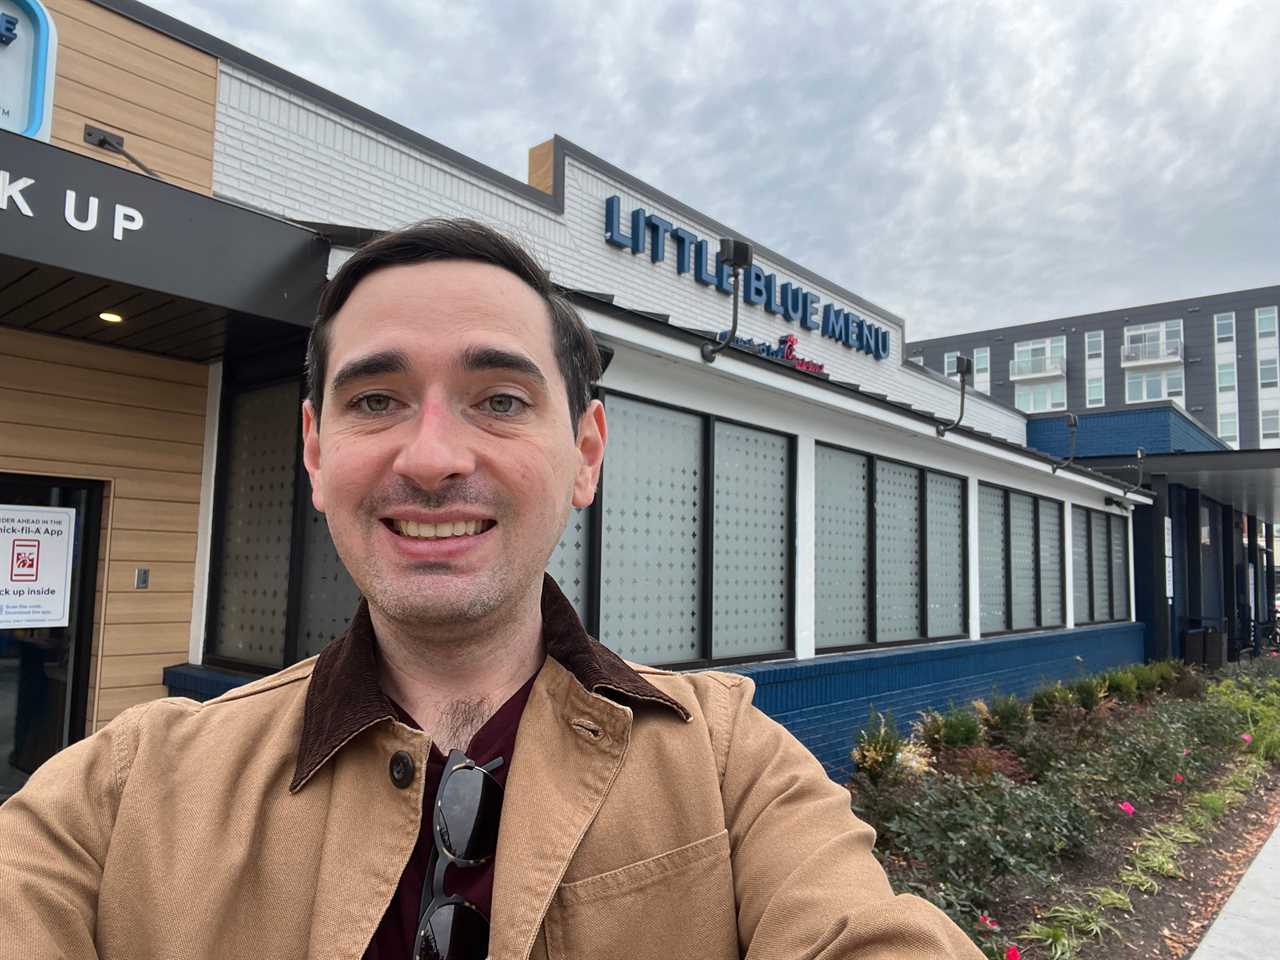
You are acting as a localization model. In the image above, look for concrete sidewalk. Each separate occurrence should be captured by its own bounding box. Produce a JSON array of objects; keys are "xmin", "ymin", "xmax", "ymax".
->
[{"xmin": 1190, "ymin": 819, "xmax": 1280, "ymax": 958}]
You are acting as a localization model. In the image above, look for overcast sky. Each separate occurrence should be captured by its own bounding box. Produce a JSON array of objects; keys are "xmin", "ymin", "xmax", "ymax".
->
[{"xmin": 147, "ymin": 0, "xmax": 1279, "ymax": 340}]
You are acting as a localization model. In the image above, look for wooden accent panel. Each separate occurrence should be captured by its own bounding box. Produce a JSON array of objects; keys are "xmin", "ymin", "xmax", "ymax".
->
[
  {"xmin": 112, "ymin": 498, "xmax": 200, "ymax": 533},
  {"xmin": 0, "ymin": 330, "xmax": 207, "ymax": 726},
  {"xmin": 0, "ymin": 387, "xmax": 204, "ymax": 444},
  {"xmin": 0, "ymin": 356, "xmax": 206, "ymax": 413},
  {"xmin": 528, "ymin": 139, "xmax": 555, "ymax": 195},
  {"xmin": 0, "ymin": 321, "xmax": 208, "ymax": 386},
  {"xmin": 100, "ymin": 652, "xmax": 189, "ymax": 689},
  {"xmin": 109, "ymin": 529, "xmax": 199, "ymax": 563},
  {"xmin": 46, "ymin": 0, "xmax": 217, "ymax": 195},
  {"xmin": 97, "ymin": 685, "xmax": 169, "ymax": 722},
  {"xmin": 107, "ymin": 560, "xmax": 195, "ymax": 593}
]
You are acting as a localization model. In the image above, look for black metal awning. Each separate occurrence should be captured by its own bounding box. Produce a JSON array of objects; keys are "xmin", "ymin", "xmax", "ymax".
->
[
  {"xmin": 1080, "ymin": 449, "xmax": 1280, "ymax": 523},
  {"xmin": 0, "ymin": 130, "xmax": 329, "ymax": 360}
]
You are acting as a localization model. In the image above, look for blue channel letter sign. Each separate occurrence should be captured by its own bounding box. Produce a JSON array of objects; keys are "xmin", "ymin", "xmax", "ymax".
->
[
  {"xmin": 603, "ymin": 195, "xmax": 891, "ymax": 361},
  {"xmin": 0, "ymin": 0, "xmax": 58, "ymax": 142}
]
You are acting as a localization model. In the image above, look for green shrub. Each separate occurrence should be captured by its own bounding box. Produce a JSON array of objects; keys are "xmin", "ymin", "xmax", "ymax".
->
[
  {"xmin": 1149, "ymin": 660, "xmax": 1180, "ymax": 693},
  {"xmin": 1104, "ymin": 668, "xmax": 1139, "ymax": 703},
  {"xmin": 1131, "ymin": 663, "xmax": 1161, "ymax": 700},
  {"xmin": 913, "ymin": 709, "xmax": 947, "ymax": 753},
  {"xmin": 1070, "ymin": 677, "xmax": 1105, "ymax": 712},
  {"xmin": 982, "ymin": 692, "xmax": 1030, "ymax": 745},
  {"xmin": 1031, "ymin": 683, "xmax": 1073, "ymax": 721},
  {"xmin": 1171, "ymin": 665, "xmax": 1208, "ymax": 700},
  {"xmin": 940, "ymin": 705, "xmax": 982, "ymax": 748},
  {"xmin": 852, "ymin": 707, "xmax": 901, "ymax": 784}
]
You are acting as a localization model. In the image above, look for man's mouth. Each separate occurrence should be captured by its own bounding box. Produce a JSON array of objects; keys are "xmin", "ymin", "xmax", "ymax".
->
[{"xmin": 386, "ymin": 518, "xmax": 496, "ymax": 540}]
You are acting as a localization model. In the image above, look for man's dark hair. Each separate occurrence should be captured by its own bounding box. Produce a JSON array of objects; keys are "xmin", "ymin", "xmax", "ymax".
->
[{"xmin": 307, "ymin": 218, "xmax": 601, "ymax": 432}]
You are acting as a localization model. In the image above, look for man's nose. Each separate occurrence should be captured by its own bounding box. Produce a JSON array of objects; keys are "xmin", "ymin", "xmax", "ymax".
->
[{"xmin": 391, "ymin": 395, "xmax": 477, "ymax": 487}]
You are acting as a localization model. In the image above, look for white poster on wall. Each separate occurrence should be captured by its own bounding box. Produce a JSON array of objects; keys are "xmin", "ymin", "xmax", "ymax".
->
[{"xmin": 0, "ymin": 504, "xmax": 76, "ymax": 628}]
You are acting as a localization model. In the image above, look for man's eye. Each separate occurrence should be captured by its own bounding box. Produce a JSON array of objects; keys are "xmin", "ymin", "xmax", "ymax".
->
[
  {"xmin": 354, "ymin": 394, "xmax": 394, "ymax": 414},
  {"xmin": 485, "ymin": 394, "xmax": 527, "ymax": 415}
]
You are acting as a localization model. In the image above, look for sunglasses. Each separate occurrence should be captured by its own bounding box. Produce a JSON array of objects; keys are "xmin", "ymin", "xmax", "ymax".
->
[{"xmin": 412, "ymin": 750, "xmax": 505, "ymax": 960}]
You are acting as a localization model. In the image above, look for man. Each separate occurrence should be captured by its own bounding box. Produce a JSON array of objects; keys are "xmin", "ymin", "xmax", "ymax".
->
[{"xmin": 0, "ymin": 220, "xmax": 981, "ymax": 959}]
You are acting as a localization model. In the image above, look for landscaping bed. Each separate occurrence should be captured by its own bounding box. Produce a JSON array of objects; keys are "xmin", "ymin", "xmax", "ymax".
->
[{"xmin": 848, "ymin": 656, "xmax": 1280, "ymax": 960}]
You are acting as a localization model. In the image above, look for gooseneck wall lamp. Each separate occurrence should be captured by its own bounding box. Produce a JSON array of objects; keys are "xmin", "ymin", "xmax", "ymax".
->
[
  {"xmin": 700, "ymin": 237, "xmax": 754, "ymax": 363},
  {"xmin": 936, "ymin": 354, "xmax": 973, "ymax": 438}
]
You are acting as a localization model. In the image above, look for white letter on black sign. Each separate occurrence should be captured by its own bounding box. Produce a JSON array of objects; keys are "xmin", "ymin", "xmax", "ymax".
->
[
  {"xmin": 0, "ymin": 171, "xmax": 35, "ymax": 217},
  {"xmin": 113, "ymin": 205, "xmax": 143, "ymax": 241},
  {"xmin": 64, "ymin": 190, "xmax": 99, "ymax": 232}
]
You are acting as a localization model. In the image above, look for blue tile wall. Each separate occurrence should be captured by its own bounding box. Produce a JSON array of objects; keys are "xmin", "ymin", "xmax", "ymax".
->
[
  {"xmin": 1027, "ymin": 407, "xmax": 1225, "ymax": 459},
  {"xmin": 727, "ymin": 622, "xmax": 1145, "ymax": 784},
  {"xmin": 165, "ymin": 622, "xmax": 1145, "ymax": 786}
]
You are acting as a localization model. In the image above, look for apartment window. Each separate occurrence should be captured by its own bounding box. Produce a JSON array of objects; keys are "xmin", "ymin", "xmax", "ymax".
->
[
  {"xmin": 1073, "ymin": 506, "xmax": 1130, "ymax": 624},
  {"xmin": 1085, "ymin": 330, "xmax": 1103, "ymax": 360},
  {"xmin": 1218, "ymin": 362, "xmax": 1236, "ymax": 393},
  {"xmin": 1014, "ymin": 380, "xmax": 1067, "ymax": 413},
  {"xmin": 1262, "ymin": 408, "xmax": 1280, "ymax": 440},
  {"xmin": 816, "ymin": 445, "xmax": 966, "ymax": 648},
  {"xmin": 1216, "ymin": 312, "xmax": 1236, "ymax": 342},
  {"xmin": 944, "ymin": 351, "xmax": 959, "ymax": 377},
  {"xmin": 979, "ymin": 484, "xmax": 1065, "ymax": 635},
  {"xmin": 1258, "ymin": 307, "xmax": 1279, "ymax": 338},
  {"xmin": 973, "ymin": 347, "xmax": 990, "ymax": 374},
  {"xmin": 1219, "ymin": 411, "xmax": 1238, "ymax": 444},
  {"xmin": 1086, "ymin": 376, "xmax": 1104, "ymax": 407},
  {"xmin": 1167, "ymin": 368, "xmax": 1184, "ymax": 400},
  {"xmin": 1261, "ymin": 358, "xmax": 1279, "ymax": 389}
]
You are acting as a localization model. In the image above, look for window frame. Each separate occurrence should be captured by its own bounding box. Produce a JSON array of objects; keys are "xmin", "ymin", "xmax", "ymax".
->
[
  {"xmin": 815, "ymin": 440, "xmax": 970, "ymax": 654},
  {"xmin": 944, "ymin": 351, "xmax": 959, "ymax": 376},
  {"xmin": 1262, "ymin": 407, "xmax": 1280, "ymax": 440},
  {"xmin": 1086, "ymin": 376, "xmax": 1104, "ymax": 407},
  {"xmin": 1085, "ymin": 330, "xmax": 1104, "ymax": 360},
  {"xmin": 1215, "ymin": 312, "xmax": 1236, "ymax": 343},
  {"xmin": 973, "ymin": 347, "xmax": 990, "ymax": 374},
  {"xmin": 1258, "ymin": 306, "xmax": 1279, "ymax": 339},
  {"xmin": 597, "ymin": 387, "xmax": 797, "ymax": 669},
  {"xmin": 1073, "ymin": 505, "xmax": 1130, "ymax": 626},
  {"xmin": 977, "ymin": 481, "xmax": 1066, "ymax": 637},
  {"xmin": 1260, "ymin": 357, "xmax": 1279, "ymax": 390}
]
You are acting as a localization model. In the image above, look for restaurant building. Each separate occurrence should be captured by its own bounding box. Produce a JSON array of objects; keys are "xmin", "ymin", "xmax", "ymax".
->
[{"xmin": 0, "ymin": 0, "xmax": 1153, "ymax": 791}]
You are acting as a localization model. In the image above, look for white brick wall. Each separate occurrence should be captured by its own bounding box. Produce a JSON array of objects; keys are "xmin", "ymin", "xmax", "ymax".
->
[{"xmin": 213, "ymin": 62, "xmax": 1026, "ymax": 444}]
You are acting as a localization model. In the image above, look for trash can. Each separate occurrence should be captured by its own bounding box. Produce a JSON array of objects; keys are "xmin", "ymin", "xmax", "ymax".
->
[
  {"xmin": 1205, "ymin": 628, "xmax": 1227, "ymax": 670},
  {"xmin": 1183, "ymin": 628, "xmax": 1205, "ymax": 667}
]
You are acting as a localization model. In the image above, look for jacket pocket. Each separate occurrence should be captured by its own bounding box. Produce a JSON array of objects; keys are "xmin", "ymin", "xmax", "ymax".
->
[{"xmin": 544, "ymin": 829, "xmax": 738, "ymax": 960}]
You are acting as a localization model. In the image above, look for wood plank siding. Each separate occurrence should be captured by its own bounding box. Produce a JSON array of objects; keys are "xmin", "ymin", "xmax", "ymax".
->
[
  {"xmin": 0, "ymin": 328, "xmax": 207, "ymax": 731},
  {"xmin": 45, "ymin": 0, "xmax": 217, "ymax": 195}
]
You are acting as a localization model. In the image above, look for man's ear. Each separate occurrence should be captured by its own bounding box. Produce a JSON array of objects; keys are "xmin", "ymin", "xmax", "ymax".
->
[
  {"xmin": 301, "ymin": 399, "xmax": 325, "ymax": 512},
  {"xmin": 571, "ymin": 399, "xmax": 607, "ymax": 509}
]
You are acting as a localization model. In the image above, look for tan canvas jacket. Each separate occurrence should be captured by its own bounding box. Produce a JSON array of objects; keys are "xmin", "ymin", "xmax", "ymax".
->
[{"xmin": 0, "ymin": 581, "xmax": 981, "ymax": 960}]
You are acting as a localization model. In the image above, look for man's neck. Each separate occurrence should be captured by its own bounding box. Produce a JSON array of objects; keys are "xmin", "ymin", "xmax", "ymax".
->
[{"xmin": 370, "ymin": 590, "xmax": 546, "ymax": 753}]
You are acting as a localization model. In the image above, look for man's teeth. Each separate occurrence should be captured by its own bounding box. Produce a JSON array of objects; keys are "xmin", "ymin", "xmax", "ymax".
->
[{"xmin": 393, "ymin": 519, "xmax": 486, "ymax": 539}]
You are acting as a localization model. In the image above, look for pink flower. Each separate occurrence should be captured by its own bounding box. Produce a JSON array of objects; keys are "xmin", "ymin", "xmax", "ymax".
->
[
  {"xmin": 977, "ymin": 914, "xmax": 1000, "ymax": 931},
  {"xmin": 1173, "ymin": 773, "xmax": 1185, "ymax": 783},
  {"xmin": 1270, "ymin": 651, "xmax": 1278, "ymax": 657},
  {"xmin": 1118, "ymin": 801, "xmax": 1136, "ymax": 816},
  {"xmin": 1183, "ymin": 748, "xmax": 1191, "ymax": 756},
  {"xmin": 1006, "ymin": 947, "xmax": 1023, "ymax": 960},
  {"xmin": 1241, "ymin": 733, "xmax": 1254, "ymax": 745}
]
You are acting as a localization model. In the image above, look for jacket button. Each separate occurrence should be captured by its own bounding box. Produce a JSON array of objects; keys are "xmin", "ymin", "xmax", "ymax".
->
[{"xmin": 389, "ymin": 751, "xmax": 415, "ymax": 789}]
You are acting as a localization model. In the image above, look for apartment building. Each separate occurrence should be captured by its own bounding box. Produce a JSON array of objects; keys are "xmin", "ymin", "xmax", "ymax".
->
[{"xmin": 908, "ymin": 286, "xmax": 1280, "ymax": 450}]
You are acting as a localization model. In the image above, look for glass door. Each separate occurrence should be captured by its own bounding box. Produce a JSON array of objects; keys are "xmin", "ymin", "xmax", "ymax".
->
[{"xmin": 0, "ymin": 473, "xmax": 104, "ymax": 800}]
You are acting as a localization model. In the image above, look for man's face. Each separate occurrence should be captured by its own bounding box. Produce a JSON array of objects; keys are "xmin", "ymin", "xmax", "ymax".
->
[{"xmin": 302, "ymin": 260, "xmax": 606, "ymax": 630}]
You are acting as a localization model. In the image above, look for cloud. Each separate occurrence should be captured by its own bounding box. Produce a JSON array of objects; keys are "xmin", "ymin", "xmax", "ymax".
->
[{"xmin": 146, "ymin": 0, "xmax": 1280, "ymax": 338}]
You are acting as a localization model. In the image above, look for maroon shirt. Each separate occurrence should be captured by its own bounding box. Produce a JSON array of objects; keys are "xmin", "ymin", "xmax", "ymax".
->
[{"xmin": 364, "ymin": 671, "xmax": 539, "ymax": 960}]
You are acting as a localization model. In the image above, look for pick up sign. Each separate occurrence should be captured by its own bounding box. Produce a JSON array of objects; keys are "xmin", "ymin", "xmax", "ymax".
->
[{"xmin": 0, "ymin": 504, "xmax": 76, "ymax": 628}]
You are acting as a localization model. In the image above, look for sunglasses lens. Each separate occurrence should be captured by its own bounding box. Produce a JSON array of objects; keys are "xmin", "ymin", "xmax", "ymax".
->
[
  {"xmin": 418, "ymin": 901, "xmax": 489, "ymax": 960},
  {"xmin": 438, "ymin": 766, "xmax": 502, "ymax": 862}
]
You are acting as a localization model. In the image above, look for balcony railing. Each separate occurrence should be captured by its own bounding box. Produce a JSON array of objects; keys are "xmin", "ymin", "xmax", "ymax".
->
[
  {"xmin": 1121, "ymin": 340, "xmax": 1184, "ymax": 366},
  {"xmin": 1008, "ymin": 355, "xmax": 1066, "ymax": 380}
]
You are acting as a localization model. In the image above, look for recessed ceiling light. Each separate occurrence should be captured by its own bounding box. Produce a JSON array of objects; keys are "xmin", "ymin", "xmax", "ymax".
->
[{"xmin": 99, "ymin": 312, "xmax": 124, "ymax": 323}]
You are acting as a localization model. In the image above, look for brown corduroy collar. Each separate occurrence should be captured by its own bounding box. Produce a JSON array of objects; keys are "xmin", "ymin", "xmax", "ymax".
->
[{"xmin": 289, "ymin": 574, "xmax": 689, "ymax": 792}]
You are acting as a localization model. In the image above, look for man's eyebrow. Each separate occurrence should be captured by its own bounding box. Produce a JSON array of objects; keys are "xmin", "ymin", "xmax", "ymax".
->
[
  {"xmin": 460, "ymin": 345, "xmax": 548, "ymax": 389},
  {"xmin": 328, "ymin": 349, "xmax": 411, "ymax": 395}
]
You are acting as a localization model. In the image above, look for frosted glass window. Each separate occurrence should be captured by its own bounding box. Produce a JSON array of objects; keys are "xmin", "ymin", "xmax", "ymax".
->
[
  {"xmin": 1038, "ymin": 500, "xmax": 1063, "ymax": 626},
  {"xmin": 1110, "ymin": 514, "xmax": 1129, "ymax": 620},
  {"xmin": 296, "ymin": 488, "xmax": 361, "ymax": 659},
  {"xmin": 979, "ymin": 485, "xmax": 1007, "ymax": 633},
  {"xmin": 875, "ymin": 461, "xmax": 921, "ymax": 642},
  {"xmin": 1073, "ymin": 506, "xmax": 1091, "ymax": 622},
  {"xmin": 926, "ymin": 473, "xmax": 965, "ymax": 638},
  {"xmin": 547, "ymin": 507, "xmax": 591, "ymax": 626},
  {"xmin": 1009, "ymin": 493, "xmax": 1037, "ymax": 630},
  {"xmin": 599, "ymin": 397, "xmax": 704, "ymax": 663},
  {"xmin": 1091, "ymin": 511, "xmax": 1110, "ymax": 621},
  {"xmin": 209, "ymin": 381, "xmax": 299, "ymax": 667},
  {"xmin": 815, "ymin": 445, "xmax": 869, "ymax": 648},
  {"xmin": 713, "ymin": 423, "xmax": 790, "ymax": 657}
]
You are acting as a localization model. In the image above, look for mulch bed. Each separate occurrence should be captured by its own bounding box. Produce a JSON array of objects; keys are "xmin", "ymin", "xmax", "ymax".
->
[{"xmin": 984, "ymin": 769, "xmax": 1280, "ymax": 958}]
